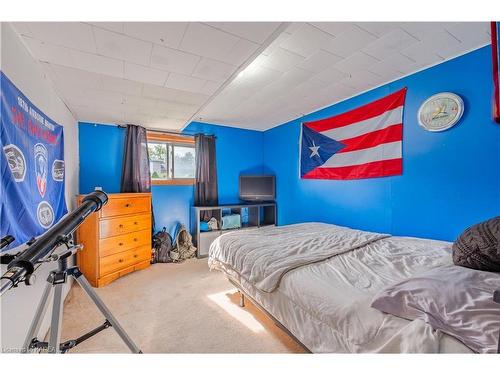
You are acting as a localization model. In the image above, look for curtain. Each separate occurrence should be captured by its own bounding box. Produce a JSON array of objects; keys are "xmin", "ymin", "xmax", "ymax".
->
[
  {"xmin": 120, "ymin": 124, "xmax": 151, "ymax": 193},
  {"xmin": 194, "ymin": 134, "xmax": 218, "ymax": 221}
]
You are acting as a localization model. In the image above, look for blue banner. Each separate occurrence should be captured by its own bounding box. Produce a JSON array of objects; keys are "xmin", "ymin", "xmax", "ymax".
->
[{"xmin": 1, "ymin": 72, "xmax": 67, "ymax": 249}]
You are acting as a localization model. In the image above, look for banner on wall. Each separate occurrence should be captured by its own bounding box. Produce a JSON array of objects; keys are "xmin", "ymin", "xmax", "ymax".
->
[
  {"xmin": 1, "ymin": 72, "xmax": 67, "ymax": 249},
  {"xmin": 491, "ymin": 21, "xmax": 500, "ymax": 123},
  {"xmin": 300, "ymin": 88, "xmax": 407, "ymax": 180}
]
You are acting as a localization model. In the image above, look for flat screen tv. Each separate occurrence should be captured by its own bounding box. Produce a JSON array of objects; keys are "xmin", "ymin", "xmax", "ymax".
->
[{"xmin": 239, "ymin": 175, "xmax": 275, "ymax": 202}]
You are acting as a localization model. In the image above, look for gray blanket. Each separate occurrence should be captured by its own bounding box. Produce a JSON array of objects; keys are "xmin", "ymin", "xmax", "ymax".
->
[{"xmin": 208, "ymin": 222, "xmax": 389, "ymax": 292}]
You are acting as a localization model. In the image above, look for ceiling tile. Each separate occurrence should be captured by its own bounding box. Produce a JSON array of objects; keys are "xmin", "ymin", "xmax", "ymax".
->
[
  {"xmin": 93, "ymin": 27, "xmax": 153, "ymax": 66},
  {"xmin": 199, "ymin": 80, "xmax": 222, "ymax": 96},
  {"xmin": 291, "ymin": 76, "xmax": 330, "ymax": 97},
  {"xmin": 340, "ymin": 70, "xmax": 385, "ymax": 91},
  {"xmin": 87, "ymin": 22, "xmax": 124, "ymax": 34},
  {"xmin": 220, "ymin": 38, "xmax": 260, "ymax": 66},
  {"xmin": 46, "ymin": 63, "xmax": 101, "ymax": 89},
  {"xmin": 142, "ymin": 83, "xmax": 209, "ymax": 106},
  {"xmin": 310, "ymin": 22, "xmax": 355, "ymax": 37},
  {"xmin": 400, "ymin": 31, "xmax": 455, "ymax": 68},
  {"xmin": 122, "ymin": 22, "xmax": 188, "ymax": 49},
  {"xmin": 313, "ymin": 66, "xmax": 349, "ymax": 84},
  {"xmin": 25, "ymin": 22, "xmax": 96, "ymax": 53},
  {"xmin": 70, "ymin": 49, "xmax": 124, "ymax": 78},
  {"xmin": 165, "ymin": 73, "xmax": 206, "ymax": 93},
  {"xmin": 374, "ymin": 53, "xmax": 415, "ymax": 74},
  {"xmin": 179, "ymin": 23, "xmax": 240, "ymax": 61},
  {"xmin": 297, "ymin": 50, "xmax": 343, "ymax": 73},
  {"xmin": 400, "ymin": 22, "xmax": 455, "ymax": 41},
  {"xmin": 255, "ymin": 47, "xmax": 305, "ymax": 72},
  {"xmin": 334, "ymin": 52, "xmax": 380, "ymax": 74},
  {"xmin": 124, "ymin": 95, "xmax": 158, "ymax": 112},
  {"xmin": 322, "ymin": 24, "xmax": 377, "ymax": 58},
  {"xmin": 124, "ymin": 62, "xmax": 169, "ymax": 86},
  {"xmin": 22, "ymin": 36, "xmax": 75, "ymax": 66},
  {"xmin": 262, "ymin": 32, "xmax": 293, "ymax": 56},
  {"xmin": 356, "ymin": 22, "xmax": 401, "ymax": 37},
  {"xmin": 206, "ymin": 22, "xmax": 281, "ymax": 44},
  {"xmin": 399, "ymin": 45, "xmax": 443, "ymax": 73},
  {"xmin": 191, "ymin": 57, "xmax": 236, "ymax": 82},
  {"xmin": 150, "ymin": 44, "xmax": 200, "ymax": 75},
  {"xmin": 280, "ymin": 23, "xmax": 336, "ymax": 57},
  {"xmin": 145, "ymin": 118, "xmax": 187, "ymax": 130},
  {"xmin": 257, "ymin": 68, "xmax": 314, "ymax": 98},
  {"xmin": 445, "ymin": 22, "xmax": 490, "ymax": 45},
  {"xmin": 362, "ymin": 28, "xmax": 418, "ymax": 60},
  {"xmin": 11, "ymin": 22, "xmax": 34, "ymax": 37},
  {"xmin": 99, "ymin": 75, "xmax": 143, "ymax": 96},
  {"xmin": 234, "ymin": 63, "xmax": 283, "ymax": 88},
  {"xmin": 367, "ymin": 60, "xmax": 404, "ymax": 79}
]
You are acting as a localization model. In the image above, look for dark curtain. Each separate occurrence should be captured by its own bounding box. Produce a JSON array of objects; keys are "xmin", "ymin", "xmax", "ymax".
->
[
  {"xmin": 194, "ymin": 134, "xmax": 218, "ymax": 221},
  {"xmin": 120, "ymin": 124, "xmax": 151, "ymax": 193},
  {"xmin": 120, "ymin": 124, "xmax": 155, "ymax": 232}
]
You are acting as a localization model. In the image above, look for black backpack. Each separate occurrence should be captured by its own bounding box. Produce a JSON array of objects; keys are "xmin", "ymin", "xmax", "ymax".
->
[{"xmin": 151, "ymin": 227, "xmax": 173, "ymax": 263}]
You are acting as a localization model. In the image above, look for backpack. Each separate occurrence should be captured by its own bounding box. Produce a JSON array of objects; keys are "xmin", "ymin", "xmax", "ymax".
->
[
  {"xmin": 170, "ymin": 224, "xmax": 197, "ymax": 262},
  {"xmin": 151, "ymin": 227, "xmax": 173, "ymax": 263}
]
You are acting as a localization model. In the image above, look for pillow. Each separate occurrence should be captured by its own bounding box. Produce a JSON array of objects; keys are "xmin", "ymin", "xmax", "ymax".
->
[
  {"xmin": 452, "ymin": 216, "xmax": 500, "ymax": 272},
  {"xmin": 371, "ymin": 265, "xmax": 500, "ymax": 353}
]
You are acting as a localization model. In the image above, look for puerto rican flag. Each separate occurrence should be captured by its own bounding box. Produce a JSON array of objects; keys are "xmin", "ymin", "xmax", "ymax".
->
[{"xmin": 300, "ymin": 88, "xmax": 407, "ymax": 180}]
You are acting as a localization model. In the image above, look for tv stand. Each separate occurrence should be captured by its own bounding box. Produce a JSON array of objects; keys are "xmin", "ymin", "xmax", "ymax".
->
[{"xmin": 191, "ymin": 202, "xmax": 276, "ymax": 258}]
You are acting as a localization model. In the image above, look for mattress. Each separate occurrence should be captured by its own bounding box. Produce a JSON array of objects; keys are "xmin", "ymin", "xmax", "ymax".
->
[{"xmin": 209, "ymin": 223, "xmax": 473, "ymax": 353}]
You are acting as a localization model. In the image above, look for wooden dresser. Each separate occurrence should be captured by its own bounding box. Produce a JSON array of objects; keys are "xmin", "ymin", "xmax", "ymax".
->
[{"xmin": 76, "ymin": 192, "xmax": 152, "ymax": 287}]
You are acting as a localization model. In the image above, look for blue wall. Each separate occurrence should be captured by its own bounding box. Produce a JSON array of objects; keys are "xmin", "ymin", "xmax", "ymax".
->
[
  {"xmin": 263, "ymin": 46, "xmax": 500, "ymax": 241},
  {"xmin": 78, "ymin": 121, "xmax": 264, "ymax": 235},
  {"xmin": 79, "ymin": 123, "xmax": 125, "ymax": 194}
]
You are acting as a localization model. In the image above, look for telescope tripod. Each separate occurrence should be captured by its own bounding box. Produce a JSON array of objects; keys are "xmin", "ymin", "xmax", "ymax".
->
[{"xmin": 23, "ymin": 247, "xmax": 142, "ymax": 353}]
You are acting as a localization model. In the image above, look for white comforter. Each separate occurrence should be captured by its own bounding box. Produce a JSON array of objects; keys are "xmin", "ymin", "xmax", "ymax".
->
[
  {"xmin": 209, "ymin": 222, "xmax": 473, "ymax": 353},
  {"xmin": 208, "ymin": 222, "xmax": 388, "ymax": 292}
]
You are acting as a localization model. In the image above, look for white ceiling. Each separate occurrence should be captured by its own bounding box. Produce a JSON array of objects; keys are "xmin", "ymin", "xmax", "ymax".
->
[{"xmin": 11, "ymin": 22, "xmax": 491, "ymax": 131}]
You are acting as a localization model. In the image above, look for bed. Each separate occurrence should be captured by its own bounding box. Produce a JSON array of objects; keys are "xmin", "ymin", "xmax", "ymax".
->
[{"xmin": 208, "ymin": 222, "xmax": 500, "ymax": 353}]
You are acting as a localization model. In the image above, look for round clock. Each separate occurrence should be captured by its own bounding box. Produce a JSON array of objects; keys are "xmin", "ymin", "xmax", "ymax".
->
[{"xmin": 417, "ymin": 92, "xmax": 464, "ymax": 132}]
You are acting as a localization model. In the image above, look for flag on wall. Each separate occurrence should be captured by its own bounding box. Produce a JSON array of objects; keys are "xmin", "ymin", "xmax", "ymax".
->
[
  {"xmin": 300, "ymin": 88, "xmax": 407, "ymax": 180},
  {"xmin": 491, "ymin": 21, "xmax": 500, "ymax": 123},
  {"xmin": 1, "ymin": 72, "xmax": 67, "ymax": 249}
]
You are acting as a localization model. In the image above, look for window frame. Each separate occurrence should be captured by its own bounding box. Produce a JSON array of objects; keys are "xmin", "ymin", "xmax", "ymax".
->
[{"xmin": 146, "ymin": 132, "xmax": 195, "ymax": 186}]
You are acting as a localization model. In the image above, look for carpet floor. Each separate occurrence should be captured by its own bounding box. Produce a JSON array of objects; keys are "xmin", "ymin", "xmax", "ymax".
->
[{"xmin": 60, "ymin": 258, "xmax": 305, "ymax": 353}]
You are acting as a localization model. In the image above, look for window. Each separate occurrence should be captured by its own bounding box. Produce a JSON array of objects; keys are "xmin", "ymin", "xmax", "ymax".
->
[{"xmin": 147, "ymin": 132, "xmax": 195, "ymax": 185}]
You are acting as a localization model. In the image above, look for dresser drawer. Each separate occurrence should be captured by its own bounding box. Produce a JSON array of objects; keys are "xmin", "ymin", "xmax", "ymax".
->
[
  {"xmin": 99, "ymin": 246, "xmax": 151, "ymax": 277},
  {"xmin": 101, "ymin": 196, "xmax": 150, "ymax": 218},
  {"xmin": 99, "ymin": 228, "xmax": 151, "ymax": 257},
  {"xmin": 100, "ymin": 213, "xmax": 151, "ymax": 238}
]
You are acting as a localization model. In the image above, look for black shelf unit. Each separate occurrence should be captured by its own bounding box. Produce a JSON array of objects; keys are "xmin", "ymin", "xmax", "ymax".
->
[{"xmin": 191, "ymin": 202, "xmax": 277, "ymax": 258}]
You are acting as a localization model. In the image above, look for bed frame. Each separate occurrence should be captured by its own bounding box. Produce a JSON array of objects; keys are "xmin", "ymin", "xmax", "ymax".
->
[{"xmin": 226, "ymin": 276, "xmax": 312, "ymax": 353}]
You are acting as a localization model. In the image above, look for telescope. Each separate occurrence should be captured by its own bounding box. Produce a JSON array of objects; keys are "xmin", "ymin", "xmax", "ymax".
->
[
  {"xmin": 0, "ymin": 190, "xmax": 141, "ymax": 353},
  {"xmin": 0, "ymin": 190, "xmax": 108, "ymax": 295}
]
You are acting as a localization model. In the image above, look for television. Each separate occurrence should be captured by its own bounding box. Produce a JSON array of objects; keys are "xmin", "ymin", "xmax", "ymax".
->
[{"xmin": 239, "ymin": 175, "xmax": 275, "ymax": 202}]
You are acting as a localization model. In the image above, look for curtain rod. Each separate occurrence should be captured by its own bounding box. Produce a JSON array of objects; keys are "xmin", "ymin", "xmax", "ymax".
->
[{"xmin": 117, "ymin": 124, "xmax": 216, "ymax": 138}]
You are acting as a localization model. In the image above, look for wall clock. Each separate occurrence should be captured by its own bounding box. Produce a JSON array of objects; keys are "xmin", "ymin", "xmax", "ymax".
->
[{"xmin": 417, "ymin": 92, "xmax": 464, "ymax": 132}]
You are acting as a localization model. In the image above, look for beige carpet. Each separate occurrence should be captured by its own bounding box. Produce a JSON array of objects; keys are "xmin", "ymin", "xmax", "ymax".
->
[{"xmin": 60, "ymin": 258, "xmax": 305, "ymax": 353}]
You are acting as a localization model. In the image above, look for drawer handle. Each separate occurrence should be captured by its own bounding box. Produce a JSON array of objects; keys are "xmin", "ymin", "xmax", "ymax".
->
[
  {"xmin": 119, "ymin": 259, "xmax": 124, "ymax": 263},
  {"xmin": 119, "ymin": 242, "xmax": 123, "ymax": 246},
  {"xmin": 125, "ymin": 203, "xmax": 131, "ymax": 207},
  {"xmin": 133, "ymin": 238, "xmax": 138, "ymax": 242},
  {"xmin": 134, "ymin": 222, "xmax": 138, "ymax": 225}
]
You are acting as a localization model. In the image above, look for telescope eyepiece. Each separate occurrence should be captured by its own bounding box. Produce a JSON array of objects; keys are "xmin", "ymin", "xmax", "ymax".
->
[{"xmin": 82, "ymin": 190, "xmax": 108, "ymax": 211}]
